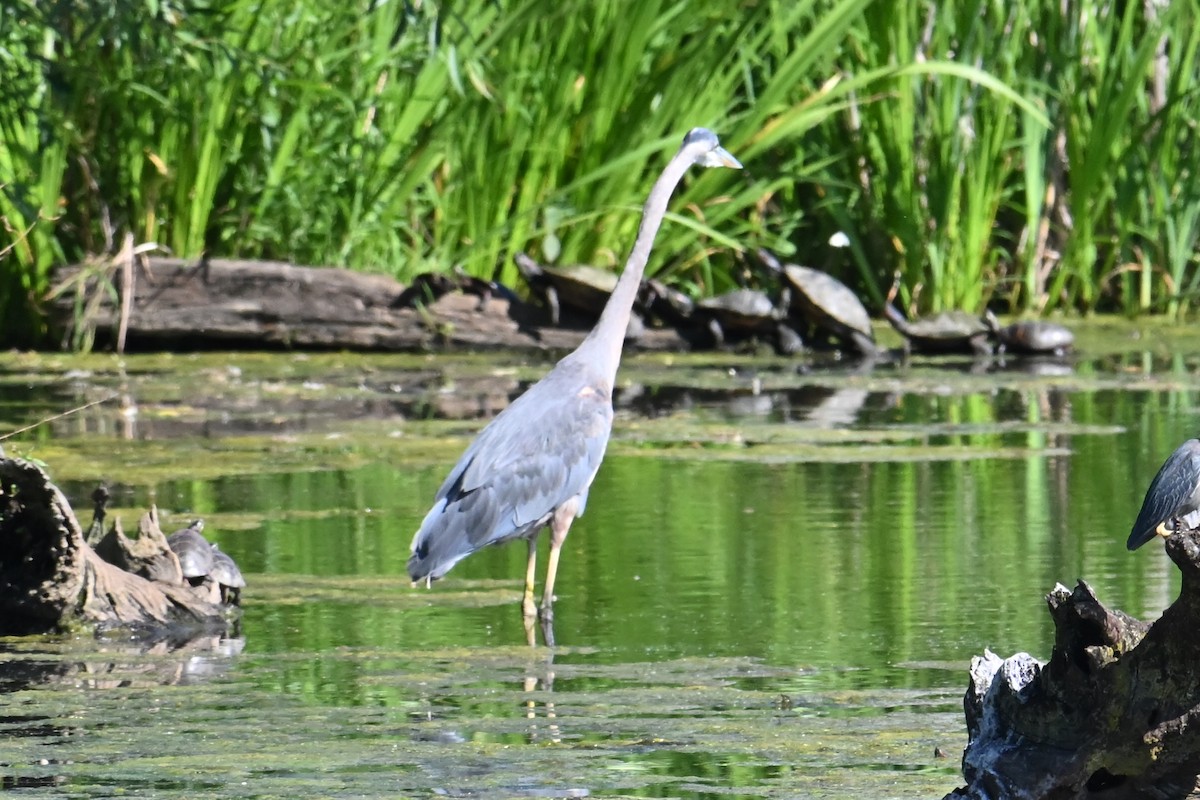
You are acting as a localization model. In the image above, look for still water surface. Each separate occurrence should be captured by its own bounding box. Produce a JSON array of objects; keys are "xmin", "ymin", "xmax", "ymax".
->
[{"xmin": 0, "ymin": 335, "xmax": 1197, "ymax": 798}]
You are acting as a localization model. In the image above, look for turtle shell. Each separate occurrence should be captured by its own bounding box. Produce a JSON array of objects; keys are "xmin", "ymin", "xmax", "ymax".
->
[
  {"xmin": 698, "ymin": 288, "xmax": 779, "ymax": 331},
  {"xmin": 167, "ymin": 523, "xmax": 214, "ymax": 580},
  {"xmin": 783, "ymin": 264, "xmax": 874, "ymax": 344},
  {"xmin": 209, "ymin": 547, "xmax": 246, "ymax": 590},
  {"xmin": 884, "ymin": 303, "xmax": 992, "ymax": 354},
  {"xmin": 515, "ymin": 253, "xmax": 616, "ymax": 316},
  {"xmin": 990, "ymin": 316, "xmax": 1074, "ymax": 355}
]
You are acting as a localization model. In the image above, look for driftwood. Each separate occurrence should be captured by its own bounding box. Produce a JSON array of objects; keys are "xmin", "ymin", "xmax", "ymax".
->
[
  {"xmin": 0, "ymin": 452, "xmax": 236, "ymax": 639},
  {"xmin": 47, "ymin": 257, "xmax": 695, "ymax": 352},
  {"xmin": 946, "ymin": 529, "xmax": 1200, "ymax": 799}
]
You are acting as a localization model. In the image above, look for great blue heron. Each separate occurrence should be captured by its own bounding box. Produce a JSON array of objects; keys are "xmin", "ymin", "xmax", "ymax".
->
[
  {"xmin": 407, "ymin": 128, "xmax": 741, "ymax": 639},
  {"xmin": 1127, "ymin": 438, "xmax": 1200, "ymax": 550}
]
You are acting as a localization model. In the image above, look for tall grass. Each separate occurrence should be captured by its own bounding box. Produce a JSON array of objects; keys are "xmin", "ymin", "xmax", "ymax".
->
[
  {"xmin": 2, "ymin": 0, "xmax": 1199, "ymax": 347},
  {"xmin": 0, "ymin": 2, "xmax": 70, "ymax": 343}
]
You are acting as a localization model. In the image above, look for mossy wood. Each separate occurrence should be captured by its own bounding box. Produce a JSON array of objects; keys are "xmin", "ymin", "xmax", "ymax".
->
[{"xmin": 0, "ymin": 454, "xmax": 233, "ymax": 637}]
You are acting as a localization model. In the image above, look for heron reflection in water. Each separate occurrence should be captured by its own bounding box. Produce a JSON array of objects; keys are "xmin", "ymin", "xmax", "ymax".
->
[{"xmin": 407, "ymin": 129, "xmax": 742, "ymax": 645}]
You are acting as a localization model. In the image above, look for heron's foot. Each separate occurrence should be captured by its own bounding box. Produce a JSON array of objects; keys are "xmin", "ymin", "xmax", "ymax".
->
[{"xmin": 540, "ymin": 614, "xmax": 556, "ymax": 648}]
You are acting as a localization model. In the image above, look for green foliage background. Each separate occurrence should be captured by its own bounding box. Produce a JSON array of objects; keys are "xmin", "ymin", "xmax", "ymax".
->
[{"xmin": 2, "ymin": 0, "xmax": 1199, "ymax": 345}]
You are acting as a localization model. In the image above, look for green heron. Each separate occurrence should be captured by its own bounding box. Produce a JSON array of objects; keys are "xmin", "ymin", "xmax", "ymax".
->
[{"xmin": 1127, "ymin": 438, "xmax": 1200, "ymax": 550}]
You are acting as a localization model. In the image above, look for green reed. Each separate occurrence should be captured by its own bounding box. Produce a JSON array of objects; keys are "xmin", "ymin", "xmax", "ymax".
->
[{"xmin": 2, "ymin": 0, "xmax": 1199, "ymax": 347}]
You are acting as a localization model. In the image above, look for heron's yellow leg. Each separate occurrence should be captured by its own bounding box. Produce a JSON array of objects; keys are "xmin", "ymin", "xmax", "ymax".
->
[{"xmin": 540, "ymin": 504, "xmax": 578, "ymax": 622}]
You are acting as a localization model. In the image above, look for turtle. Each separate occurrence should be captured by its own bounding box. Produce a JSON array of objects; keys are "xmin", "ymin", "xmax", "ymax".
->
[
  {"xmin": 758, "ymin": 249, "xmax": 876, "ymax": 357},
  {"xmin": 451, "ymin": 265, "xmax": 522, "ymax": 310},
  {"xmin": 695, "ymin": 288, "xmax": 803, "ymax": 355},
  {"xmin": 392, "ymin": 272, "xmax": 457, "ymax": 309},
  {"xmin": 209, "ymin": 545, "xmax": 246, "ymax": 605},
  {"xmin": 985, "ymin": 311, "xmax": 1074, "ymax": 356},
  {"xmin": 514, "ymin": 252, "xmax": 617, "ymax": 325},
  {"xmin": 514, "ymin": 252, "xmax": 645, "ymax": 340},
  {"xmin": 394, "ymin": 268, "xmax": 520, "ymax": 311},
  {"xmin": 639, "ymin": 278, "xmax": 695, "ymax": 329},
  {"xmin": 883, "ymin": 302, "xmax": 994, "ymax": 356},
  {"xmin": 167, "ymin": 521, "xmax": 214, "ymax": 585}
]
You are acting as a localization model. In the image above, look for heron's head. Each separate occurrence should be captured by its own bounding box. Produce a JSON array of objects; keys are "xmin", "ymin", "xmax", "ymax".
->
[{"xmin": 682, "ymin": 127, "xmax": 742, "ymax": 169}]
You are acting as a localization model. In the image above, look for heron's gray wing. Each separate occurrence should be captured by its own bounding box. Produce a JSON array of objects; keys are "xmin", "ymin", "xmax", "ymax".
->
[
  {"xmin": 1128, "ymin": 440, "xmax": 1200, "ymax": 550},
  {"xmin": 408, "ymin": 371, "xmax": 613, "ymax": 581}
]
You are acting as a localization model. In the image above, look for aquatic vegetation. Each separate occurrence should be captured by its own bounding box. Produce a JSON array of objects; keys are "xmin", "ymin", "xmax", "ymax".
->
[
  {"xmin": 1, "ymin": 333, "xmax": 1198, "ymax": 795},
  {"xmin": 3, "ymin": 1, "xmax": 1197, "ymax": 348}
]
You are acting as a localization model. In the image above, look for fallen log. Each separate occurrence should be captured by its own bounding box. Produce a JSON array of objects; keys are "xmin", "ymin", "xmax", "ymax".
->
[
  {"xmin": 46, "ymin": 257, "xmax": 694, "ymax": 352},
  {"xmin": 945, "ymin": 529, "xmax": 1200, "ymax": 799},
  {"xmin": 0, "ymin": 451, "xmax": 238, "ymax": 639}
]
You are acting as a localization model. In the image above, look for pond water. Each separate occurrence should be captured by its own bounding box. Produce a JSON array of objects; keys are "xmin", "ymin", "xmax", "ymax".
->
[{"xmin": 0, "ymin": 325, "xmax": 1197, "ymax": 798}]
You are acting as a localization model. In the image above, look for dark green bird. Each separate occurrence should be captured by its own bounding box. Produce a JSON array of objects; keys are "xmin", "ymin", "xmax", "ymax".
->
[{"xmin": 1128, "ymin": 439, "xmax": 1200, "ymax": 550}]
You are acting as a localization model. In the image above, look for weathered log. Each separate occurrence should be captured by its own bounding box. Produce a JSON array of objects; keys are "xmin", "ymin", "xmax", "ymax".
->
[
  {"xmin": 0, "ymin": 452, "xmax": 235, "ymax": 637},
  {"xmin": 94, "ymin": 509, "xmax": 184, "ymax": 585},
  {"xmin": 945, "ymin": 529, "xmax": 1200, "ymax": 799},
  {"xmin": 46, "ymin": 257, "xmax": 695, "ymax": 352}
]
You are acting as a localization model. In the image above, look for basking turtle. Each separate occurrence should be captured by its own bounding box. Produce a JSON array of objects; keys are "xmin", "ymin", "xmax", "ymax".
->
[
  {"xmin": 883, "ymin": 303, "xmax": 993, "ymax": 356},
  {"xmin": 451, "ymin": 266, "xmax": 521, "ymax": 310},
  {"xmin": 758, "ymin": 249, "xmax": 876, "ymax": 356},
  {"xmin": 392, "ymin": 272, "xmax": 457, "ymax": 308},
  {"xmin": 514, "ymin": 253, "xmax": 618, "ymax": 325},
  {"xmin": 985, "ymin": 311, "xmax": 1074, "ymax": 356},
  {"xmin": 394, "ymin": 268, "xmax": 520, "ymax": 311},
  {"xmin": 167, "ymin": 521, "xmax": 214, "ymax": 585},
  {"xmin": 209, "ymin": 546, "xmax": 246, "ymax": 605},
  {"xmin": 515, "ymin": 252, "xmax": 648, "ymax": 339},
  {"xmin": 695, "ymin": 288, "xmax": 803, "ymax": 355},
  {"xmin": 639, "ymin": 278, "xmax": 695, "ymax": 329}
]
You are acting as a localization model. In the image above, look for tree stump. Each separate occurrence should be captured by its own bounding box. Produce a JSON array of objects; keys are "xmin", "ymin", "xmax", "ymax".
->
[
  {"xmin": 0, "ymin": 452, "xmax": 237, "ymax": 639},
  {"xmin": 946, "ymin": 529, "xmax": 1200, "ymax": 799}
]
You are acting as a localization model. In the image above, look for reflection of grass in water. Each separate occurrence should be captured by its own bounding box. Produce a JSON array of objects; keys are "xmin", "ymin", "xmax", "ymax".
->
[{"xmin": 0, "ymin": 333, "xmax": 1195, "ymax": 488}]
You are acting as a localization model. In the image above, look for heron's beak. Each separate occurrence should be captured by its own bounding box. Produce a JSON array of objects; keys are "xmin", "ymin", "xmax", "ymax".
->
[{"xmin": 704, "ymin": 146, "xmax": 742, "ymax": 169}]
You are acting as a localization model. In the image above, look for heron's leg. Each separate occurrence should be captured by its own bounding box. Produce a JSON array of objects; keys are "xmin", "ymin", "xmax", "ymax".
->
[
  {"xmin": 523, "ymin": 536, "xmax": 539, "ymax": 621},
  {"xmin": 539, "ymin": 505, "xmax": 577, "ymax": 624}
]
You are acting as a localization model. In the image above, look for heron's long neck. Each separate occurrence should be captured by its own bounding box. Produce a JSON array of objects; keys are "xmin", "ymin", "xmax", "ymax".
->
[{"xmin": 573, "ymin": 152, "xmax": 694, "ymax": 384}]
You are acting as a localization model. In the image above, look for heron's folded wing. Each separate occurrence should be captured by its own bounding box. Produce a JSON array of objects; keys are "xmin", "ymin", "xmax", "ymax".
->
[
  {"xmin": 1128, "ymin": 442, "xmax": 1200, "ymax": 549},
  {"xmin": 414, "ymin": 375, "xmax": 613, "ymax": 562}
]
